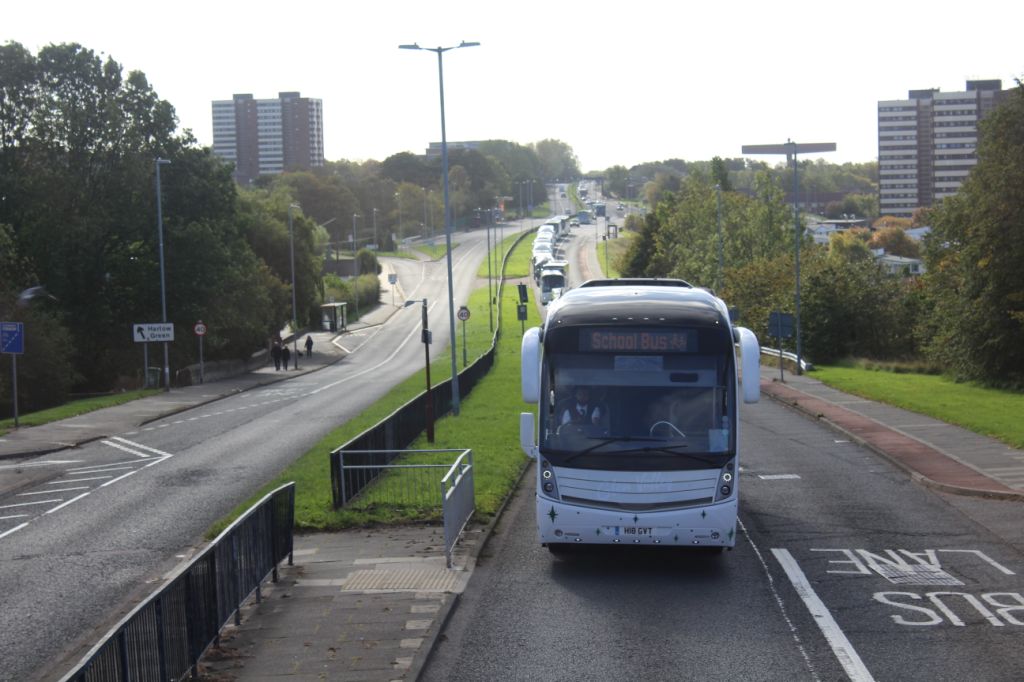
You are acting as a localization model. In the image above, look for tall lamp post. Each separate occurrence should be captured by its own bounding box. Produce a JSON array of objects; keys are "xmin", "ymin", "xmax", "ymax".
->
[
  {"xmin": 715, "ymin": 184, "xmax": 723, "ymax": 292},
  {"xmin": 399, "ymin": 39, "xmax": 480, "ymax": 417},
  {"xmin": 352, "ymin": 213, "xmax": 361, "ymax": 321},
  {"xmin": 155, "ymin": 157, "xmax": 171, "ymax": 391},
  {"xmin": 372, "ymin": 207, "xmax": 378, "ymax": 250},
  {"xmin": 741, "ymin": 140, "xmax": 836, "ymax": 374},
  {"xmin": 395, "ymin": 192, "xmax": 402, "ymax": 244},
  {"xmin": 287, "ymin": 203, "xmax": 301, "ymax": 369}
]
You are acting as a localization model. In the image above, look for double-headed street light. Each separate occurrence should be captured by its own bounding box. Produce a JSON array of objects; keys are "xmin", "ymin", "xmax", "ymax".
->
[
  {"xmin": 399, "ymin": 39, "xmax": 480, "ymax": 417},
  {"xmin": 741, "ymin": 140, "xmax": 836, "ymax": 374},
  {"xmin": 155, "ymin": 157, "xmax": 171, "ymax": 391},
  {"xmin": 287, "ymin": 203, "xmax": 301, "ymax": 370}
]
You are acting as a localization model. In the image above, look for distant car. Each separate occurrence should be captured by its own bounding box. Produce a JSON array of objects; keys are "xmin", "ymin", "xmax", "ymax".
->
[{"xmin": 570, "ymin": 219, "xmax": 579, "ymax": 227}]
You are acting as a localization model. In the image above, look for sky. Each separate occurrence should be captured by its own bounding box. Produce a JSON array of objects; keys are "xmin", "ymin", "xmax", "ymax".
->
[{"xmin": 5, "ymin": 0, "xmax": 1022, "ymax": 172}]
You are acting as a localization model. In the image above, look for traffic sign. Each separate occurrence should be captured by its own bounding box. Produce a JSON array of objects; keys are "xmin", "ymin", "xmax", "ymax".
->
[
  {"xmin": 133, "ymin": 322, "xmax": 174, "ymax": 343},
  {"xmin": 194, "ymin": 321, "xmax": 207, "ymax": 336},
  {"xmin": 388, "ymin": 273, "xmax": 397, "ymax": 285},
  {"xmin": 1, "ymin": 322, "xmax": 24, "ymax": 354},
  {"xmin": 457, "ymin": 306, "xmax": 471, "ymax": 321}
]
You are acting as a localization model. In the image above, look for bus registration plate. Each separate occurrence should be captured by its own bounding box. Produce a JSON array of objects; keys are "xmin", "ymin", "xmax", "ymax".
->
[{"xmin": 605, "ymin": 526, "xmax": 657, "ymax": 537}]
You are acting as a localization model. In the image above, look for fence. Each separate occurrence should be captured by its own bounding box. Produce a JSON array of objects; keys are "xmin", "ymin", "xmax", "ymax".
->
[
  {"xmin": 60, "ymin": 482, "xmax": 295, "ymax": 682},
  {"xmin": 334, "ymin": 449, "xmax": 474, "ymax": 567}
]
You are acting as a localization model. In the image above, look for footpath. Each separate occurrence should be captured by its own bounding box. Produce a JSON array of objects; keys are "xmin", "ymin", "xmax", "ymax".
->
[{"xmin": 4, "ymin": 260, "xmax": 1023, "ymax": 679}]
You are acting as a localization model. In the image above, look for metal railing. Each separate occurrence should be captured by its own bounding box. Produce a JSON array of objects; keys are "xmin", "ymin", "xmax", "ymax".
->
[
  {"xmin": 334, "ymin": 449, "xmax": 474, "ymax": 567},
  {"xmin": 761, "ymin": 345, "xmax": 814, "ymax": 372},
  {"xmin": 60, "ymin": 482, "xmax": 295, "ymax": 682}
]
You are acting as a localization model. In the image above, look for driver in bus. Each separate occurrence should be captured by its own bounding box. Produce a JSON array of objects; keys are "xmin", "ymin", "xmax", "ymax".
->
[{"xmin": 561, "ymin": 386, "xmax": 603, "ymax": 429}]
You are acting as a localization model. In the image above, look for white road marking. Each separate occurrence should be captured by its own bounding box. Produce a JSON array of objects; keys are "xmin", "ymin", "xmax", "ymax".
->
[
  {"xmin": 0, "ymin": 514, "xmax": 29, "ymax": 520},
  {"xmin": 66, "ymin": 465, "xmax": 134, "ymax": 475},
  {"xmin": 0, "ymin": 499, "xmax": 63, "ymax": 509},
  {"xmin": 108, "ymin": 437, "xmax": 174, "ymax": 458},
  {"xmin": 48, "ymin": 476, "xmax": 112, "ymax": 484},
  {"xmin": 738, "ymin": 520, "xmax": 820, "ymax": 681},
  {"xmin": 0, "ymin": 523, "xmax": 29, "ymax": 539},
  {"xmin": 101, "ymin": 439, "xmax": 151, "ymax": 458},
  {"xmin": 758, "ymin": 474, "xmax": 802, "ymax": 480},
  {"xmin": 46, "ymin": 492, "xmax": 91, "ymax": 514},
  {"xmin": 0, "ymin": 459, "xmax": 84, "ymax": 470},
  {"xmin": 772, "ymin": 548, "xmax": 875, "ymax": 681},
  {"xmin": 18, "ymin": 487, "xmax": 89, "ymax": 496}
]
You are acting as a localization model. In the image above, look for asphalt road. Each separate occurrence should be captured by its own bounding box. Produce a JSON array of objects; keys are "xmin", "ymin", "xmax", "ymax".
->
[
  {"xmin": 0, "ymin": 223, "xmax": 524, "ymax": 682},
  {"xmin": 422, "ymin": 386, "xmax": 1024, "ymax": 681}
]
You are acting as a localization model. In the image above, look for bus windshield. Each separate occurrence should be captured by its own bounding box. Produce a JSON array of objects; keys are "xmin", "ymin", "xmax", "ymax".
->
[{"xmin": 538, "ymin": 328, "xmax": 735, "ymax": 470}]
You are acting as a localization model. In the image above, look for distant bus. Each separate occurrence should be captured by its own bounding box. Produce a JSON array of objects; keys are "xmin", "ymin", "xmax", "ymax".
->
[
  {"xmin": 519, "ymin": 279, "xmax": 760, "ymax": 554},
  {"xmin": 593, "ymin": 202, "xmax": 606, "ymax": 217}
]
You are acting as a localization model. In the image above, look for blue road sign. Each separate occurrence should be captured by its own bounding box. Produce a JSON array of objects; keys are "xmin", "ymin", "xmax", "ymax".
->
[{"xmin": 1, "ymin": 322, "xmax": 25, "ymax": 354}]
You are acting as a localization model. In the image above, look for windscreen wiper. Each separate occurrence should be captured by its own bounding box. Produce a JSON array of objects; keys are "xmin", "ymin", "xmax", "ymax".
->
[{"xmin": 562, "ymin": 436, "xmax": 665, "ymax": 462}]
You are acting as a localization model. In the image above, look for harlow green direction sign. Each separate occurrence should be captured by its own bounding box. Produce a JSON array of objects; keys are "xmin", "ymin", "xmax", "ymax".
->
[{"xmin": 133, "ymin": 322, "xmax": 174, "ymax": 343}]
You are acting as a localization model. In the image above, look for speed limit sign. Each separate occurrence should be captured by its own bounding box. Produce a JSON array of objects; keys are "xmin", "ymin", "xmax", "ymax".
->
[
  {"xmin": 194, "ymin": 321, "xmax": 207, "ymax": 336},
  {"xmin": 457, "ymin": 306, "xmax": 470, "ymax": 321}
]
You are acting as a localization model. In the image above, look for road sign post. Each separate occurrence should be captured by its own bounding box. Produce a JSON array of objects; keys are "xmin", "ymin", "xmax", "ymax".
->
[
  {"xmin": 1, "ymin": 322, "xmax": 24, "ymax": 427},
  {"xmin": 457, "ymin": 306, "xmax": 470, "ymax": 367},
  {"xmin": 134, "ymin": 323, "xmax": 174, "ymax": 388},
  {"xmin": 194, "ymin": 321, "xmax": 207, "ymax": 384}
]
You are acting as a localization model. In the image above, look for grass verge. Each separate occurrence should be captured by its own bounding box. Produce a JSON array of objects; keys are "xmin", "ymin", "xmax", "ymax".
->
[
  {"xmin": 0, "ymin": 389, "xmax": 161, "ymax": 435},
  {"xmin": 208, "ymin": 231, "xmax": 539, "ymax": 536},
  {"xmin": 813, "ymin": 364, "xmax": 1024, "ymax": 449}
]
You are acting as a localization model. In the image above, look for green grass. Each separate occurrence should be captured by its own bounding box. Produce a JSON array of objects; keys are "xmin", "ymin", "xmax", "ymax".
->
[
  {"xmin": 597, "ymin": 229, "xmax": 634, "ymax": 279},
  {"xmin": 413, "ymin": 242, "xmax": 457, "ymax": 260},
  {"xmin": 0, "ymin": 389, "xmax": 161, "ymax": 434},
  {"xmin": 208, "ymin": 230, "xmax": 539, "ymax": 536},
  {"xmin": 813, "ymin": 365, "xmax": 1024, "ymax": 449}
]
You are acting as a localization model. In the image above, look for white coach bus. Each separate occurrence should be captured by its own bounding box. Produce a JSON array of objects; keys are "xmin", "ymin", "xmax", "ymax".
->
[{"xmin": 519, "ymin": 279, "xmax": 760, "ymax": 554}]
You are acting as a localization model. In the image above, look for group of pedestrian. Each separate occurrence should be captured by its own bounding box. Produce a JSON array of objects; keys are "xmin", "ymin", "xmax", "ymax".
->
[{"xmin": 270, "ymin": 335, "xmax": 315, "ymax": 371}]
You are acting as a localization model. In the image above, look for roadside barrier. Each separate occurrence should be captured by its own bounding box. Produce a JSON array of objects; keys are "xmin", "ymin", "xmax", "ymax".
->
[{"xmin": 60, "ymin": 482, "xmax": 295, "ymax": 682}]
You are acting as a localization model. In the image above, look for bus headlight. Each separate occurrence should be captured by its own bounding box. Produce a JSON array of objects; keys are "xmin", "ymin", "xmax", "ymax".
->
[
  {"xmin": 714, "ymin": 459, "xmax": 737, "ymax": 501},
  {"xmin": 539, "ymin": 458, "xmax": 560, "ymax": 499}
]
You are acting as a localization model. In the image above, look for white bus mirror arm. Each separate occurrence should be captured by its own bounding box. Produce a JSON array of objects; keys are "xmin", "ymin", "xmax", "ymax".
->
[{"xmin": 520, "ymin": 412, "xmax": 538, "ymax": 459}]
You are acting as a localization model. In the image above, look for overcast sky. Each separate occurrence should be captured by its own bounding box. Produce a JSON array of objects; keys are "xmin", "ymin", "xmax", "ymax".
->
[{"xmin": 6, "ymin": 0, "xmax": 1022, "ymax": 172}]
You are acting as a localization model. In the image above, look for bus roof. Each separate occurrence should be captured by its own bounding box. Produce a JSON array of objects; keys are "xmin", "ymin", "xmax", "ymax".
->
[{"xmin": 545, "ymin": 279, "xmax": 727, "ymax": 329}]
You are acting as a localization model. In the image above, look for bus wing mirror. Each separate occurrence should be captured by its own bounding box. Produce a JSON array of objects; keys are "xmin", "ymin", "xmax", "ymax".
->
[
  {"xmin": 737, "ymin": 326, "xmax": 761, "ymax": 404},
  {"xmin": 521, "ymin": 326, "xmax": 541, "ymax": 403},
  {"xmin": 520, "ymin": 412, "xmax": 538, "ymax": 458}
]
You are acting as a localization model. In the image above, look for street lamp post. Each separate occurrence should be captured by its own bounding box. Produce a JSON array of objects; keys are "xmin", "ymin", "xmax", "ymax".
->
[
  {"xmin": 287, "ymin": 204, "xmax": 300, "ymax": 369},
  {"xmin": 404, "ymin": 298, "xmax": 434, "ymax": 442},
  {"xmin": 155, "ymin": 157, "xmax": 171, "ymax": 391},
  {"xmin": 352, "ymin": 213, "xmax": 361, "ymax": 321},
  {"xmin": 741, "ymin": 140, "xmax": 836, "ymax": 374},
  {"xmin": 395, "ymin": 192, "xmax": 402, "ymax": 244},
  {"xmin": 372, "ymin": 207, "xmax": 378, "ymax": 250},
  {"xmin": 716, "ymin": 184, "xmax": 723, "ymax": 292},
  {"xmin": 399, "ymin": 40, "xmax": 480, "ymax": 417}
]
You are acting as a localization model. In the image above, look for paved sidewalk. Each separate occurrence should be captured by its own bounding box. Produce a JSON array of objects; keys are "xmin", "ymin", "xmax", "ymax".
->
[{"xmin": 759, "ymin": 365, "xmax": 1024, "ymax": 500}]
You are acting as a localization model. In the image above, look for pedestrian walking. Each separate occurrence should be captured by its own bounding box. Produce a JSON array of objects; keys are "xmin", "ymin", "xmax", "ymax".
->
[
  {"xmin": 271, "ymin": 340, "xmax": 282, "ymax": 371},
  {"xmin": 282, "ymin": 344, "xmax": 291, "ymax": 370},
  {"xmin": 304, "ymin": 335, "xmax": 314, "ymax": 357}
]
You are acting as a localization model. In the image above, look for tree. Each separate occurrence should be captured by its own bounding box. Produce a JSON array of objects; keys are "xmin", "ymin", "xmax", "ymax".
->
[
  {"xmin": 829, "ymin": 229, "xmax": 873, "ymax": 263},
  {"xmin": 710, "ymin": 156, "xmax": 732, "ymax": 192},
  {"xmin": 919, "ymin": 82, "xmax": 1024, "ymax": 386},
  {"xmin": 532, "ymin": 139, "xmax": 579, "ymax": 181},
  {"xmin": 869, "ymin": 226, "xmax": 919, "ymax": 258}
]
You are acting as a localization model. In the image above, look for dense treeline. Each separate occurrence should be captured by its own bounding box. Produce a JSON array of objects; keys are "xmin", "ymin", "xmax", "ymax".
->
[
  {"xmin": 616, "ymin": 82, "xmax": 1024, "ymax": 387},
  {"xmin": 0, "ymin": 42, "xmax": 577, "ymax": 414}
]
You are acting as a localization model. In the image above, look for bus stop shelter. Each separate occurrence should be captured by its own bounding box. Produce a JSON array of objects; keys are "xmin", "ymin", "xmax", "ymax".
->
[{"xmin": 321, "ymin": 302, "xmax": 347, "ymax": 332}]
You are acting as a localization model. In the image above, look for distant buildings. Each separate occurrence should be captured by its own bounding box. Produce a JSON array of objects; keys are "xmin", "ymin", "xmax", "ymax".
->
[
  {"xmin": 878, "ymin": 80, "xmax": 1008, "ymax": 218},
  {"xmin": 212, "ymin": 92, "xmax": 324, "ymax": 185}
]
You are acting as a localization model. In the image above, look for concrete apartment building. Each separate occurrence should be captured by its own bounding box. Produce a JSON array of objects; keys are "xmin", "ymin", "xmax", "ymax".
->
[
  {"xmin": 212, "ymin": 92, "xmax": 324, "ymax": 185},
  {"xmin": 878, "ymin": 80, "xmax": 1007, "ymax": 218}
]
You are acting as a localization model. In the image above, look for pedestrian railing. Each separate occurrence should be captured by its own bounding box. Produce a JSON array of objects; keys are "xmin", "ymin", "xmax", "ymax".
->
[
  {"xmin": 334, "ymin": 449, "xmax": 474, "ymax": 567},
  {"xmin": 761, "ymin": 345, "xmax": 814, "ymax": 372},
  {"xmin": 60, "ymin": 482, "xmax": 295, "ymax": 682}
]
